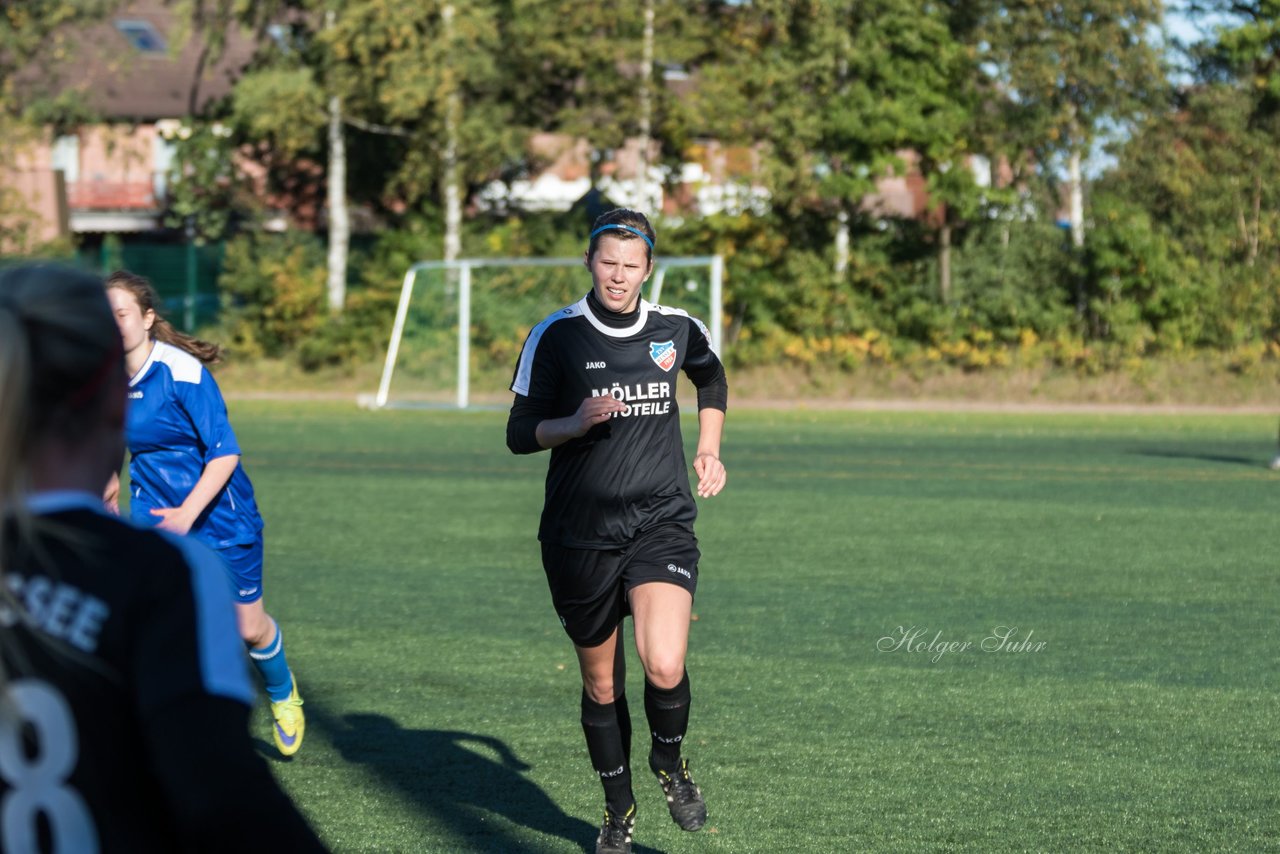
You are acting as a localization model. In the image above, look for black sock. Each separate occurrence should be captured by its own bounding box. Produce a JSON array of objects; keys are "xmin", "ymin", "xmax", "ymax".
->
[
  {"xmin": 644, "ymin": 670, "xmax": 691, "ymax": 775},
  {"xmin": 581, "ymin": 692, "xmax": 634, "ymax": 816},
  {"xmin": 613, "ymin": 630, "xmax": 632, "ymax": 765},
  {"xmin": 615, "ymin": 692, "xmax": 632, "ymax": 766}
]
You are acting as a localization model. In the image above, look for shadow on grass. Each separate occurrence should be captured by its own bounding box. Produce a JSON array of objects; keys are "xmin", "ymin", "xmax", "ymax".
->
[
  {"xmin": 312, "ymin": 709, "xmax": 664, "ymax": 854},
  {"xmin": 1134, "ymin": 449, "xmax": 1264, "ymax": 468}
]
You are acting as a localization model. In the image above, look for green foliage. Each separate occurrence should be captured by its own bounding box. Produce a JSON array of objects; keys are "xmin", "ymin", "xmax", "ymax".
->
[
  {"xmin": 163, "ymin": 122, "xmax": 259, "ymax": 243},
  {"xmin": 218, "ymin": 231, "xmax": 330, "ymax": 358},
  {"xmin": 231, "ymin": 67, "xmax": 326, "ymax": 158},
  {"xmin": 983, "ymin": 1, "xmax": 1167, "ymax": 161},
  {"xmin": 27, "ymin": 1, "xmax": 1276, "ymax": 377},
  {"xmin": 1084, "ymin": 193, "xmax": 1198, "ymax": 352}
]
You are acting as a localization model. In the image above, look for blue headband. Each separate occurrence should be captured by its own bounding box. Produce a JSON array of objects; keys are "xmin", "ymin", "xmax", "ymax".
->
[{"xmin": 589, "ymin": 224, "xmax": 654, "ymax": 252}]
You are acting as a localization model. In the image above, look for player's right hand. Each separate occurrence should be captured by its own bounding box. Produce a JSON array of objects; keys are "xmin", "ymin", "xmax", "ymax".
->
[
  {"xmin": 572, "ymin": 394, "xmax": 626, "ymax": 436},
  {"xmin": 103, "ymin": 472, "xmax": 121, "ymax": 515}
]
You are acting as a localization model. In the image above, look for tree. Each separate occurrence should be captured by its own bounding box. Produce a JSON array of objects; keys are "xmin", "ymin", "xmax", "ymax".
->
[
  {"xmin": 186, "ymin": 0, "xmax": 517, "ymax": 310},
  {"xmin": 1095, "ymin": 3, "xmax": 1280, "ymax": 346},
  {"xmin": 694, "ymin": 2, "xmax": 970, "ymax": 276},
  {"xmin": 500, "ymin": 0, "xmax": 719, "ymax": 209},
  {"xmin": 983, "ymin": 1, "xmax": 1166, "ymax": 254}
]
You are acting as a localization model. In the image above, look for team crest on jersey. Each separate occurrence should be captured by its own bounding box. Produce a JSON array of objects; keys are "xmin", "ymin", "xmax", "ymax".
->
[{"xmin": 649, "ymin": 340, "xmax": 677, "ymax": 371}]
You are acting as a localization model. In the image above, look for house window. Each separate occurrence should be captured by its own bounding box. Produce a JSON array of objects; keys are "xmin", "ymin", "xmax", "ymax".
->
[
  {"xmin": 115, "ymin": 20, "xmax": 167, "ymax": 53},
  {"xmin": 152, "ymin": 128, "xmax": 178, "ymax": 202},
  {"xmin": 51, "ymin": 135, "xmax": 80, "ymax": 183}
]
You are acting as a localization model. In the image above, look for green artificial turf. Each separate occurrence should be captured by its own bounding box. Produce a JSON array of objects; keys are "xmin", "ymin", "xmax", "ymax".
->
[{"xmin": 214, "ymin": 402, "xmax": 1278, "ymax": 852}]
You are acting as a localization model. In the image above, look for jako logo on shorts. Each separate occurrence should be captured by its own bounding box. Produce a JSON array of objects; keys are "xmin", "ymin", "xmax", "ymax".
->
[{"xmin": 667, "ymin": 564, "xmax": 691, "ymax": 579}]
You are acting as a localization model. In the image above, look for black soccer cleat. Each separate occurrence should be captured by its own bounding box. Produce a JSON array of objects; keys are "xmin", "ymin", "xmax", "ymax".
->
[
  {"xmin": 654, "ymin": 758, "xmax": 707, "ymax": 831},
  {"xmin": 596, "ymin": 804, "xmax": 635, "ymax": 854}
]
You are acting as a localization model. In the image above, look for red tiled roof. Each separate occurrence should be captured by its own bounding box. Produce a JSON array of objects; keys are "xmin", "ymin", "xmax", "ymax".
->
[{"xmin": 20, "ymin": 0, "xmax": 259, "ymax": 120}]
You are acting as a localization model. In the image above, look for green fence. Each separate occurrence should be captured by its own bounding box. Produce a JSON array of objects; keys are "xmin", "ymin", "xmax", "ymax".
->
[{"xmin": 75, "ymin": 240, "xmax": 224, "ymax": 332}]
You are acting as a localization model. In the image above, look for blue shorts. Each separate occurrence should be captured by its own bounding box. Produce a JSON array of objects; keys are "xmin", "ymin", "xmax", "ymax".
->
[{"xmin": 216, "ymin": 535, "xmax": 265, "ymax": 604}]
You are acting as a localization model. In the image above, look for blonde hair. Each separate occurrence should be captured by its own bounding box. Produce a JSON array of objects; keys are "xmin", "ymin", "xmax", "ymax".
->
[{"xmin": 105, "ymin": 269, "xmax": 222, "ymax": 364}]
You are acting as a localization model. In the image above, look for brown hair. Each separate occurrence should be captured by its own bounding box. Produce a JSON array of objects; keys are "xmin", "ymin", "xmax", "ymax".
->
[
  {"xmin": 587, "ymin": 208, "xmax": 656, "ymax": 264},
  {"xmin": 105, "ymin": 269, "xmax": 222, "ymax": 364}
]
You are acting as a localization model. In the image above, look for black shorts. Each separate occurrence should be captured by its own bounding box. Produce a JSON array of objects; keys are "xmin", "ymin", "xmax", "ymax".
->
[{"xmin": 541, "ymin": 525, "xmax": 700, "ymax": 648}]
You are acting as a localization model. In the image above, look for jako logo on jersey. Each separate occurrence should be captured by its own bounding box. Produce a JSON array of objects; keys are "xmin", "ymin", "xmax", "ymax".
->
[
  {"xmin": 667, "ymin": 563, "xmax": 691, "ymax": 579},
  {"xmin": 128, "ymin": 390, "xmax": 143, "ymax": 399},
  {"xmin": 585, "ymin": 360, "xmax": 607, "ymax": 369},
  {"xmin": 649, "ymin": 340, "xmax": 677, "ymax": 371}
]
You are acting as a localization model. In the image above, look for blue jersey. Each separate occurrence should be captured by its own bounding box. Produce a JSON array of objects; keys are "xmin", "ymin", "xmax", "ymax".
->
[{"xmin": 125, "ymin": 340, "xmax": 264, "ymax": 549}]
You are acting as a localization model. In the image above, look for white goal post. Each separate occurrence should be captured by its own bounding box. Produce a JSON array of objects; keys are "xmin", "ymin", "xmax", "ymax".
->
[{"xmin": 368, "ymin": 255, "xmax": 724, "ymax": 410}]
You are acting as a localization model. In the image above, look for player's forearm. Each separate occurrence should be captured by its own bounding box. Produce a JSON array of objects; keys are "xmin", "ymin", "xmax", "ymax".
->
[
  {"xmin": 535, "ymin": 415, "xmax": 586, "ymax": 449},
  {"xmin": 695, "ymin": 408, "xmax": 724, "ymax": 459},
  {"xmin": 181, "ymin": 455, "xmax": 240, "ymax": 518}
]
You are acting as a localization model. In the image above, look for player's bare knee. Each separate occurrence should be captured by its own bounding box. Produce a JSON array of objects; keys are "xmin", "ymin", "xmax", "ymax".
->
[
  {"xmin": 642, "ymin": 658, "xmax": 685, "ymax": 690},
  {"xmin": 582, "ymin": 675, "xmax": 618, "ymax": 704}
]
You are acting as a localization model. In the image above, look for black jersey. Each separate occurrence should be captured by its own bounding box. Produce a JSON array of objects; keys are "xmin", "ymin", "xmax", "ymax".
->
[
  {"xmin": 0, "ymin": 493, "xmax": 325, "ymax": 853},
  {"xmin": 508, "ymin": 294, "xmax": 727, "ymax": 548}
]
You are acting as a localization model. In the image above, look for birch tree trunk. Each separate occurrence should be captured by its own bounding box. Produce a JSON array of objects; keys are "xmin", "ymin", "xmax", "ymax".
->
[
  {"xmin": 442, "ymin": 2, "xmax": 461, "ymax": 264},
  {"xmin": 939, "ymin": 219, "xmax": 952, "ymax": 303},
  {"xmin": 1067, "ymin": 147, "xmax": 1084, "ymax": 250},
  {"xmin": 834, "ymin": 208, "xmax": 850, "ymax": 276},
  {"xmin": 325, "ymin": 10, "xmax": 348, "ymax": 314},
  {"xmin": 638, "ymin": 0, "xmax": 655, "ymax": 213}
]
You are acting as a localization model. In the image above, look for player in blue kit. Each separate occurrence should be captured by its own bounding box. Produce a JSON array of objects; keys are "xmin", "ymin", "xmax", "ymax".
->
[{"xmin": 104, "ymin": 270, "xmax": 305, "ymax": 757}]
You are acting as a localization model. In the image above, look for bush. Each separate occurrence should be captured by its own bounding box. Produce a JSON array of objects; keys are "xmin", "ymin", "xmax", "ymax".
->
[{"xmin": 219, "ymin": 231, "xmax": 328, "ymax": 358}]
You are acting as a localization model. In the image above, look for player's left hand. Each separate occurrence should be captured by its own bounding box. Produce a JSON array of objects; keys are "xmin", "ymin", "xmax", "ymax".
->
[
  {"xmin": 693, "ymin": 452, "xmax": 726, "ymax": 498},
  {"xmin": 150, "ymin": 506, "xmax": 194, "ymax": 535}
]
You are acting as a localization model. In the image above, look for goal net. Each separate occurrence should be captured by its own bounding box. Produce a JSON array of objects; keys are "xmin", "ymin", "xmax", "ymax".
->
[{"xmin": 364, "ymin": 255, "xmax": 723, "ymax": 409}]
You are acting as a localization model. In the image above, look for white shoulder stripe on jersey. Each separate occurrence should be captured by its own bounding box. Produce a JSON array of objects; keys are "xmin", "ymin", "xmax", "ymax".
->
[
  {"xmin": 165, "ymin": 534, "xmax": 255, "ymax": 706},
  {"xmin": 511, "ymin": 300, "xmax": 585, "ymax": 396},
  {"xmin": 151, "ymin": 340, "xmax": 205, "ymax": 384},
  {"xmin": 650, "ymin": 303, "xmax": 718, "ymax": 356}
]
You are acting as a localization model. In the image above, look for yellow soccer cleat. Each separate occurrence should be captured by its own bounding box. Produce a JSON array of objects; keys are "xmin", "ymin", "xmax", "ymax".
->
[{"xmin": 270, "ymin": 679, "xmax": 305, "ymax": 756}]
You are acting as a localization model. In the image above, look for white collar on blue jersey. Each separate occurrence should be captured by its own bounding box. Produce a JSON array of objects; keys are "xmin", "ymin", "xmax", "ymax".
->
[{"xmin": 129, "ymin": 339, "xmax": 161, "ymax": 387}]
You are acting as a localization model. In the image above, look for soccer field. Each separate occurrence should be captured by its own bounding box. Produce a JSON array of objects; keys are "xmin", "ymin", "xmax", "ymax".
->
[{"xmin": 223, "ymin": 402, "xmax": 1278, "ymax": 852}]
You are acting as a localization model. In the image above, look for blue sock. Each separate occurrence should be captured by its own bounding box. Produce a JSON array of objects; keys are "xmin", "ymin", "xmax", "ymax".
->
[{"xmin": 248, "ymin": 620, "xmax": 294, "ymax": 702}]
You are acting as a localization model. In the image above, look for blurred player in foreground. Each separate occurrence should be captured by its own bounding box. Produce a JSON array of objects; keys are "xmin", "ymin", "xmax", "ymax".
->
[{"xmin": 0, "ymin": 263, "xmax": 326, "ymax": 852}]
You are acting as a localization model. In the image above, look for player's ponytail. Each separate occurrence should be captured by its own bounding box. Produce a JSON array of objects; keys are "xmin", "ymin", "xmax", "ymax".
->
[{"xmin": 105, "ymin": 270, "xmax": 222, "ymax": 364}]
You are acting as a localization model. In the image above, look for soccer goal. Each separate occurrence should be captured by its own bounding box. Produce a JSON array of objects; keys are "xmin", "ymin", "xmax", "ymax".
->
[{"xmin": 364, "ymin": 255, "xmax": 724, "ymax": 410}]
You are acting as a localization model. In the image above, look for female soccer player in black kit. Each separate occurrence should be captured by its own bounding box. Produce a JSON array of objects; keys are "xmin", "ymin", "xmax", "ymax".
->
[
  {"xmin": 0, "ymin": 264, "xmax": 326, "ymax": 853},
  {"xmin": 507, "ymin": 209, "xmax": 728, "ymax": 854}
]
